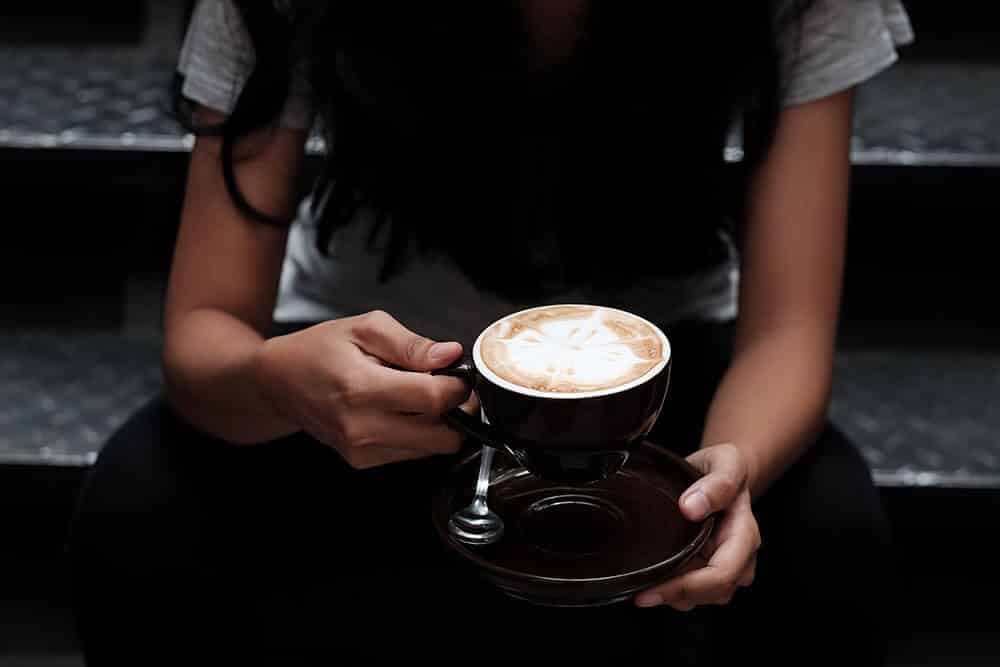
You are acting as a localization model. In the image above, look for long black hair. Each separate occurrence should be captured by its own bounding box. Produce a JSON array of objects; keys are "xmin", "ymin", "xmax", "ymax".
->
[{"xmin": 175, "ymin": 1, "xmax": 814, "ymax": 301}]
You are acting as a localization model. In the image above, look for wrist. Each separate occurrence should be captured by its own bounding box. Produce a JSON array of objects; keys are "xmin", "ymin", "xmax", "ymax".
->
[
  {"xmin": 251, "ymin": 336, "xmax": 301, "ymax": 434},
  {"xmin": 742, "ymin": 446, "xmax": 763, "ymax": 499}
]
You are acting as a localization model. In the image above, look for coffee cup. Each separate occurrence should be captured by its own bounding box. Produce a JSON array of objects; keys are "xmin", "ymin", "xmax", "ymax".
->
[{"xmin": 433, "ymin": 304, "xmax": 671, "ymax": 483}]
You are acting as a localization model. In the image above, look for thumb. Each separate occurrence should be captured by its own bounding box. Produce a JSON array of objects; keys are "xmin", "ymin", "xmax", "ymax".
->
[
  {"xmin": 349, "ymin": 310, "xmax": 463, "ymax": 371},
  {"xmin": 679, "ymin": 444, "xmax": 748, "ymax": 522}
]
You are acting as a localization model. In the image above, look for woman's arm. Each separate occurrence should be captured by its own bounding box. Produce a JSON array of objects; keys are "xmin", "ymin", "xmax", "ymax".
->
[
  {"xmin": 703, "ymin": 88, "xmax": 853, "ymax": 498},
  {"xmin": 636, "ymin": 89, "xmax": 853, "ymax": 609},
  {"xmin": 162, "ymin": 108, "xmax": 308, "ymax": 442},
  {"xmin": 163, "ymin": 107, "xmax": 472, "ymax": 465}
]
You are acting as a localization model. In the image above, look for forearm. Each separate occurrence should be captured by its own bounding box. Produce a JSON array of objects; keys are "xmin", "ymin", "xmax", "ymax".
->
[
  {"xmin": 701, "ymin": 324, "xmax": 833, "ymax": 499},
  {"xmin": 163, "ymin": 308, "xmax": 300, "ymax": 444}
]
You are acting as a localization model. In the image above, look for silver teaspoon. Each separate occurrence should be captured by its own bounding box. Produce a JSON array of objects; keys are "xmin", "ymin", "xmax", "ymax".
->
[{"xmin": 448, "ymin": 445, "xmax": 504, "ymax": 545}]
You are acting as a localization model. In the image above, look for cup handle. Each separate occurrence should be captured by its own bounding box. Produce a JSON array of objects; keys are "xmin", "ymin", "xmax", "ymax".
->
[{"xmin": 431, "ymin": 360, "xmax": 504, "ymax": 450}]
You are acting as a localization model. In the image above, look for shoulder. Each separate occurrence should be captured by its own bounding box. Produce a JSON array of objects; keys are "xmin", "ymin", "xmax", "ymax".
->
[
  {"xmin": 779, "ymin": 0, "xmax": 915, "ymax": 107},
  {"xmin": 176, "ymin": 1, "xmax": 254, "ymax": 113},
  {"xmin": 179, "ymin": 0, "xmax": 253, "ymax": 66},
  {"xmin": 176, "ymin": 0, "xmax": 315, "ymax": 129}
]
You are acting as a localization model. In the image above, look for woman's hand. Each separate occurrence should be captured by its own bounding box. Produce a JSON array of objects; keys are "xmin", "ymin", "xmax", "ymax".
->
[
  {"xmin": 253, "ymin": 310, "xmax": 476, "ymax": 469},
  {"xmin": 635, "ymin": 443, "xmax": 761, "ymax": 610}
]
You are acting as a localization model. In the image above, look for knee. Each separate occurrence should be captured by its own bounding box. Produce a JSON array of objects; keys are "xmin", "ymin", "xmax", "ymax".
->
[
  {"xmin": 756, "ymin": 424, "xmax": 897, "ymax": 614},
  {"xmin": 69, "ymin": 395, "xmax": 203, "ymax": 575}
]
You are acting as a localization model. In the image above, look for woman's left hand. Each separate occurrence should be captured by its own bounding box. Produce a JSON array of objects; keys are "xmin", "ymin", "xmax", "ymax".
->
[{"xmin": 635, "ymin": 443, "xmax": 761, "ymax": 611}]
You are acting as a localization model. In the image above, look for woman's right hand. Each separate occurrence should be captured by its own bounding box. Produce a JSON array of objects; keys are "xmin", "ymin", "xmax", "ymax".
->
[{"xmin": 253, "ymin": 310, "xmax": 476, "ymax": 469}]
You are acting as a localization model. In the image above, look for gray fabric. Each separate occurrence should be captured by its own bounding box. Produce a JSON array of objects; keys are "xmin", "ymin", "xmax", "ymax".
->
[
  {"xmin": 781, "ymin": 0, "xmax": 915, "ymax": 106},
  {"xmin": 174, "ymin": 0, "xmax": 914, "ymax": 341},
  {"xmin": 176, "ymin": 0, "xmax": 313, "ymax": 129}
]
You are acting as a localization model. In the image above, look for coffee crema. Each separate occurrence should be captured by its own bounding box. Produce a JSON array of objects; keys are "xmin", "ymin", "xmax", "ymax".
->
[{"xmin": 478, "ymin": 305, "xmax": 664, "ymax": 394}]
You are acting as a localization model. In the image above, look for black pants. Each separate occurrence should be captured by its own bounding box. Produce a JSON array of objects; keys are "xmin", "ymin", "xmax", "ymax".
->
[{"xmin": 68, "ymin": 320, "xmax": 896, "ymax": 665}]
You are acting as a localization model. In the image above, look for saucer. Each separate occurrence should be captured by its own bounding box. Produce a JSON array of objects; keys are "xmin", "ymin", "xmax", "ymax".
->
[{"xmin": 431, "ymin": 441, "xmax": 714, "ymax": 607}]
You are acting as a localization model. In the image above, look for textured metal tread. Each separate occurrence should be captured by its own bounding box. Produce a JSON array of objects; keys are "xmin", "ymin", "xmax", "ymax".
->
[
  {"xmin": 831, "ymin": 347, "xmax": 1000, "ymax": 489},
  {"xmin": 0, "ymin": 0, "xmax": 187, "ymax": 154},
  {"xmin": 2, "ymin": 333, "xmax": 999, "ymax": 491},
  {"xmin": 851, "ymin": 61, "xmax": 1000, "ymax": 167},
  {"xmin": 2, "ymin": 44, "xmax": 999, "ymax": 168},
  {"xmin": 0, "ymin": 47, "xmax": 185, "ymax": 154},
  {"xmin": 0, "ymin": 332, "xmax": 162, "ymax": 466}
]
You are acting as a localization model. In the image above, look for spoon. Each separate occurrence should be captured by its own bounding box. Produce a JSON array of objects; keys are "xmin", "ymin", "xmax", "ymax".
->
[{"xmin": 448, "ymin": 445, "xmax": 504, "ymax": 545}]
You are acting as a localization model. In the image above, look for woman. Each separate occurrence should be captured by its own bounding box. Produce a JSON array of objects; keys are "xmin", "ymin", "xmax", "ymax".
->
[{"xmin": 70, "ymin": 1, "xmax": 912, "ymax": 665}]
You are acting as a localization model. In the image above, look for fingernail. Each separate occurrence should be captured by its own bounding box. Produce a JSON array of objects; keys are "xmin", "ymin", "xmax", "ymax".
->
[
  {"xmin": 635, "ymin": 593, "xmax": 663, "ymax": 608},
  {"xmin": 682, "ymin": 490, "xmax": 710, "ymax": 520},
  {"xmin": 429, "ymin": 342, "xmax": 458, "ymax": 363}
]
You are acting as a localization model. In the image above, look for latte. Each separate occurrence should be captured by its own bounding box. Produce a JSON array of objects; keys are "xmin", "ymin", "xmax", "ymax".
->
[{"xmin": 477, "ymin": 305, "xmax": 665, "ymax": 395}]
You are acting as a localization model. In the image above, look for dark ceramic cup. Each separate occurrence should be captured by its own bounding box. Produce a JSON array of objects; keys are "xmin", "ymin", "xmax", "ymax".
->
[{"xmin": 433, "ymin": 305, "xmax": 672, "ymax": 484}]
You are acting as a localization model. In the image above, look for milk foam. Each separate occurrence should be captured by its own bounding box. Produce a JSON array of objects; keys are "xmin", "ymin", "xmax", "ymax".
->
[{"xmin": 478, "ymin": 306, "xmax": 664, "ymax": 394}]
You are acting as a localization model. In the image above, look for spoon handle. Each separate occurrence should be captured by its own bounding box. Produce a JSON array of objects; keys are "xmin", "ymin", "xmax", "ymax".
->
[{"xmin": 472, "ymin": 445, "xmax": 496, "ymax": 514}]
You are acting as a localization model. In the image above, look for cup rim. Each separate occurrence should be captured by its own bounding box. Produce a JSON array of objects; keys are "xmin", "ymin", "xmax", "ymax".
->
[{"xmin": 472, "ymin": 304, "xmax": 671, "ymax": 400}]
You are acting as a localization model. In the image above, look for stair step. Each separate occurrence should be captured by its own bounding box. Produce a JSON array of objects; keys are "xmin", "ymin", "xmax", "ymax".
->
[
  {"xmin": 2, "ymin": 332, "xmax": 997, "ymax": 491},
  {"xmin": 2, "ymin": 38, "xmax": 998, "ymax": 171},
  {"xmin": 0, "ymin": 332, "xmax": 161, "ymax": 466},
  {"xmin": 832, "ymin": 346, "xmax": 1000, "ymax": 489}
]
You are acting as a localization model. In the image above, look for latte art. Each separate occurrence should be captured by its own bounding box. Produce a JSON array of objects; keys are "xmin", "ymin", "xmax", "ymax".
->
[{"xmin": 478, "ymin": 306, "xmax": 664, "ymax": 394}]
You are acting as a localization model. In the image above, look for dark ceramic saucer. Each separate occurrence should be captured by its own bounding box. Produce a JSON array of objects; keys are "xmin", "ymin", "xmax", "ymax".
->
[{"xmin": 431, "ymin": 441, "xmax": 714, "ymax": 607}]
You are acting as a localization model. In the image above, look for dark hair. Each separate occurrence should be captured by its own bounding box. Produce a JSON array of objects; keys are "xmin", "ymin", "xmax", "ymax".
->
[{"xmin": 176, "ymin": 1, "xmax": 814, "ymax": 301}]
